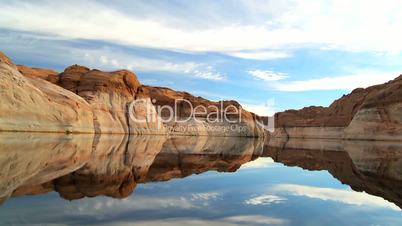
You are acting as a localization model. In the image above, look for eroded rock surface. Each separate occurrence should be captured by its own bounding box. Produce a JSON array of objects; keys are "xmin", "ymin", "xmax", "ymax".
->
[
  {"xmin": 1, "ymin": 51, "xmax": 262, "ymax": 136},
  {"xmin": 57, "ymin": 66, "xmax": 165, "ymax": 134},
  {"xmin": 273, "ymin": 74, "xmax": 402, "ymax": 140},
  {"xmin": 139, "ymin": 85, "xmax": 265, "ymax": 137},
  {"xmin": 17, "ymin": 65, "xmax": 59, "ymax": 84},
  {"xmin": 0, "ymin": 55, "xmax": 94, "ymax": 133}
]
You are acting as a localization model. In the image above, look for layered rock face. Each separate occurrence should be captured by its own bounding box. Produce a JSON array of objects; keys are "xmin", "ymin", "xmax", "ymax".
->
[
  {"xmin": 0, "ymin": 51, "xmax": 262, "ymax": 137},
  {"xmin": 57, "ymin": 65, "xmax": 165, "ymax": 134},
  {"xmin": 273, "ymin": 75, "xmax": 402, "ymax": 140},
  {"xmin": 139, "ymin": 86, "xmax": 265, "ymax": 137},
  {"xmin": 0, "ymin": 53, "xmax": 94, "ymax": 133}
]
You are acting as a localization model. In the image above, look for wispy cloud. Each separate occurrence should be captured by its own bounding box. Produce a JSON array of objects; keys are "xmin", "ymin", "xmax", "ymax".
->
[
  {"xmin": 94, "ymin": 215, "xmax": 288, "ymax": 226},
  {"xmin": 273, "ymin": 184, "xmax": 400, "ymax": 210},
  {"xmin": 240, "ymin": 157, "xmax": 276, "ymax": 169},
  {"xmin": 89, "ymin": 53, "xmax": 200, "ymax": 74},
  {"xmin": 193, "ymin": 69, "xmax": 225, "ymax": 81},
  {"xmin": 222, "ymin": 215, "xmax": 288, "ymax": 225},
  {"xmin": 227, "ymin": 50, "xmax": 291, "ymax": 60},
  {"xmin": 248, "ymin": 70, "xmax": 288, "ymax": 81},
  {"xmin": 240, "ymin": 98, "xmax": 276, "ymax": 116},
  {"xmin": 84, "ymin": 52, "xmax": 226, "ymax": 81},
  {"xmin": 1, "ymin": 0, "xmax": 402, "ymax": 54},
  {"xmin": 275, "ymin": 71, "xmax": 401, "ymax": 91},
  {"xmin": 190, "ymin": 192, "xmax": 220, "ymax": 202},
  {"xmin": 244, "ymin": 195, "xmax": 287, "ymax": 205}
]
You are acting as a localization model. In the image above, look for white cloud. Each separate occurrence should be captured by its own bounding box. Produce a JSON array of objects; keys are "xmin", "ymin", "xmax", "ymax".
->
[
  {"xmin": 190, "ymin": 192, "xmax": 220, "ymax": 202},
  {"xmin": 223, "ymin": 215, "xmax": 288, "ymax": 225},
  {"xmin": 227, "ymin": 51, "xmax": 291, "ymax": 60},
  {"xmin": 94, "ymin": 215, "xmax": 288, "ymax": 226},
  {"xmin": 273, "ymin": 184, "xmax": 400, "ymax": 211},
  {"xmin": 244, "ymin": 195, "xmax": 287, "ymax": 205},
  {"xmin": 240, "ymin": 157, "xmax": 276, "ymax": 169},
  {"xmin": 73, "ymin": 191, "xmax": 224, "ymax": 216},
  {"xmin": 275, "ymin": 71, "xmax": 401, "ymax": 91},
  {"xmin": 248, "ymin": 70, "xmax": 289, "ymax": 81},
  {"xmin": 1, "ymin": 0, "xmax": 402, "ymax": 55},
  {"xmin": 189, "ymin": 192, "xmax": 221, "ymax": 207},
  {"xmin": 83, "ymin": 51, "xmax": 225, "ymax": 81},
  {"xmin": 193, "ymin": 70, "xmax": 225, "ymax": 81},
  {"xmin": 241, "ymin": 98, "xmax": 276, "ymax": 116}
]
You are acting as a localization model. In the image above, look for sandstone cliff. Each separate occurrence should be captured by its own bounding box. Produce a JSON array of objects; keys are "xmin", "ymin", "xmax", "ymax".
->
[
  {"xmin": 273, "ymin": 75, "xmax": 402, "ymax": 140},
  {"xmin": 0, "ymin": 53, "xmax": 94, "ymax": 133},
  {"xmin": 56, "ymin": 65, "xmax": 165, "ymax": 134},
  {"xmin": 139, "ymin": 85, "xmax": 265, "ymax": 137},
  {"xmin": 0, "ymin": 51, "xmax": 263, "ymax": 137}
]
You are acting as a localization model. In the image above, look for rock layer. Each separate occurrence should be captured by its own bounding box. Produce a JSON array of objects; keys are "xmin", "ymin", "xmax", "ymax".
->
[
  {"xmin": 57, "ymin": 65, "xmax": 165, "ymax": 134},
  {"xmin": 273, "ymin": 74, "xmax": 402, "ymax": 140},
  {"xmin": 0, "ymin": 55, "xmax": 94, "ymax": 133},
  {"xmin": 139, "ymin": 85, "xmax": 265, "ymax": 137},
  {"xmin": 1, "ymin": 51, "xmax": 262, "ymax": 137}
]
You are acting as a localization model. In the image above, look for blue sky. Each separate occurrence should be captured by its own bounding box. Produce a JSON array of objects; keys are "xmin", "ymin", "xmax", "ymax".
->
[{"xmin": 1, "ymin": 0, "xmax": 402, "ymax": 115}]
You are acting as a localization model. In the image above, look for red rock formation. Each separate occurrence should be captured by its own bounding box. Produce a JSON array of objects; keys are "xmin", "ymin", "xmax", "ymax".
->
[
  {"xmin": 139, "ymin": 85, "xmax": 264, "ymax": 137},
  {"xmin": 0, "ymin": 51, "xmax": 264, "ymax": 136},
  {"xmin": 10, "ymin": 61, "xmax": 165, "ymax": 134},
  {"xmin": 17, "ymin": 65, "xmax": 59, "ymax": 84},
  {"xmin": 0, "ymin": 52, "xmax": 18, "ymax": 70},
  {"xmin": 273, "ymin": 74, "xmax": 402, "ymax": 140},
  {"xmin": 57, "ymin": 65, "xmax": 145, "ymax": 134}
]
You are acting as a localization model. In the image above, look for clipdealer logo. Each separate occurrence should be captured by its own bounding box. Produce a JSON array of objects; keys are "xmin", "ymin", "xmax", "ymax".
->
[{"xmin": 128, "ymin": 98, "xmax": 274, "ymax": 132}]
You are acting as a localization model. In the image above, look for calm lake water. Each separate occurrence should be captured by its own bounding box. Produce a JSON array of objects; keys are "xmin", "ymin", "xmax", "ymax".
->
[{"xmin": 0, "ymin": 133, "xmax": 402, "ymax": 226}]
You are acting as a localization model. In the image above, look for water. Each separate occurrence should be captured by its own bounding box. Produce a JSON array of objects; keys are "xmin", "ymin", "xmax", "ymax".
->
[{"xmin": 0, "ymin": 133, "xmax": 402, "ymax": 226}]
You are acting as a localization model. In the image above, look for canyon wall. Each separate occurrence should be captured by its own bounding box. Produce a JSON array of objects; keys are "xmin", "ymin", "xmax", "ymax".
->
[
  {"xmin": 0, "ymin": 52, "xmax": 94, "ymax": 133},
  {"xmin": 138, "ymin": 86, "xmax": 264, "ymax": 137},
  {"xmin": 0, "ymin": 51, "xmax": 263, "ymax": 136},
  {"xmin": 272, "ymin": 75, "xmax": 402, "ymax": 140}
]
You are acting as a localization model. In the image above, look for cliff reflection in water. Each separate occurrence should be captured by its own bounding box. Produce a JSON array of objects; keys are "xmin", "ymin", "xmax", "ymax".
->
[
  {"xmin": 2, "ymin": 133, "xmax": 402, "ymax": 211},
  {"xmin": 266, "ymin": 138, "xmax": 402, "ymax": 209},
  {"xmin": 0, "ymin": 133, "xmax": 263, "ymax": 203}
]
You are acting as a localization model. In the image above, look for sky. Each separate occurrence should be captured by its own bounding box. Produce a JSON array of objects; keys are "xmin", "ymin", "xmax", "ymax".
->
[{"xmin": 1, "ymin": 0, "xmax": 402, "ymax": 116}]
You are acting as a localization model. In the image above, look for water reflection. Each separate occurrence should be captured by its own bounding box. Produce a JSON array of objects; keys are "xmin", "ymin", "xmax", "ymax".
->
[
  {"xmin": 1, "ymin": 134, "xmax": 402, "ymax": 225},
  {"xmin": 0, "ymin": 133, "xmax": 263, "ymax": 203},
  {"xmin": 265, "ymin": 138, "xmax": 402, "ymax": 209}
]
